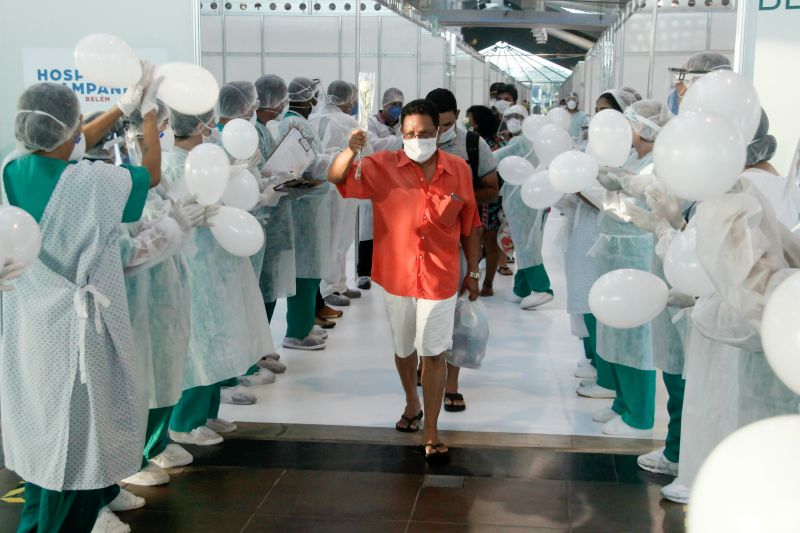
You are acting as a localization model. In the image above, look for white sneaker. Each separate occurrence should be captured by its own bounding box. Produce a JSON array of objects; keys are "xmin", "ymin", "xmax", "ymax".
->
[
  {"xmin": 520, "ymin": 292, "xmax": 554, "ymax": 310},
  {"xmin": 574, "ymin": 363, "xmax": 597, "ymax": 379},
  {"xmin": 108, "ymin": 488, "xmax": 145, "ymax": 511},
  {"xmin": 592, "ymin": 407, "xmax": 617, "ymax": 423},
  {"xmin": 237, "ymin": 368, "xmax": 276, "ymax": 386},
  {"xmin": 283, "ymin": 335, "xmax": 326, "ymax": 351},
  {"xmin": 602, "ymin": 415, "xmax": 653, "ymax": 437},
  {"xmin": 311, "ymin": 325, "xmax": 329, "ymax": 339},
  {"xmin": 324, "ymin": 293, "xmax": 351, "ymax": 306},
  {"xmin": 505, "ymin": 291, "xmax": 523, "ymax": 304},
  {"xmin": 637, "ymin": 448, "xmax": 679, "ymax": 477},
  {"xmin": 151, "ymin": 444, "xmax": 193, "ymax": 469},
  {"xmin": 206, "ymin": 418, "xmax": 237, "ymax": 434},
  {"xmin": 121, "ymin": 462, "xmax": 169, "ymax": 487},
  {"xmin": 579, "ymin": 377, "xmax": 596, "ymax": 388},
  {"xmin": 91, "ymin": 507, "xmax": 130, "ymax": 533},
  {"xmin": 258, "ymin": 356, "xmax": 287, "ymax": 373},
  {"xmin": 169, "ymin": 427, "xmax": 223, "ymax": 446},
  {"xmin": 263, "ymin": 352, "xmax": 281, "ymax": 361},
  {"xmin": 661, "ymin": 480, "xmax": 691, "ymax": 504},
  {"xmin": 577, "ymin": 383, "xmax": 617, "ymax": 399},
  {"xmin": 220, "ymin": 385, "xmax": 256, "ymax": 405}
]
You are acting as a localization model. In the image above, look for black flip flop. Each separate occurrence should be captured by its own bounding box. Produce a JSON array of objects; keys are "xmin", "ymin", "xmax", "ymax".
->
[
  {"xmin": 424, "ymin": 442, "xmax": 450, "ymax": 463},
  {"xmin": 395, "ymin": 410, "xmax": 423, "ymax": 433},
  {"xmin": 444, "ymin": 392, "xmax": 466, "ymax": 412}
]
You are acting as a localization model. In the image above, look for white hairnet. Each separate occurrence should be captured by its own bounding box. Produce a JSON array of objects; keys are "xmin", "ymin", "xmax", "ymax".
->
[
  {"xmin": 15, "ymin": 82, "xmax": 81, "ymax": 152},
  {"xmin": 255, "ymin": 74, "xmax": 288, "ymax": 110},
  {"xmin": 625, "ymin": 100, "xmax": 666, "ymax": 142},
  {"xmin": 382, "ymin": 87, "xmax": 405, "ymax": 107},
  {"xmin": 327, "ymin": 80, "xmax": 357, "ymax": 107},
  {"xmin": 169, "ymin": 108, "xmax": 216, "ymax": 138},
  {"xmin": 621, "ymin": 87, "xmax": 643, "ymax": 102},
  {"xmin": 503, "ymin": 104, "xmax": 529, "ymax": 118},
  {"xmin": 219, "ymin": 81, "xmax": 257, "ymax": 119},
  {"xmin": 129, "ymin": 100, "xmax": 169, "ymax": 133},
  {"xmin": 747, "ymin": 108, "xmax": 777, "ymax": 167},
  {"xmin": 287, "ymin": 77, "xmax": 319, "ymax": 103},
  {"xmin": 602, "ymin": 89, "xmax": 639, "ymax": 112},
  {"xmin": 683, "ymin": 52, "xmax": 732, "ymax": 73}
]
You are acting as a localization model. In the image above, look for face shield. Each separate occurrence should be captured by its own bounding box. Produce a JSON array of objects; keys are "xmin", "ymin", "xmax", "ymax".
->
[{"xmin": 664, "ymin": 64, "xmax": 732, "ymax": 118}]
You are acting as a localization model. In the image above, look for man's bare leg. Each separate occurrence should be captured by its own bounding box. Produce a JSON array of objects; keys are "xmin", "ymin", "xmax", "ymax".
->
[
  {"xmin": 421, "ymin": 353, "xmax": 448, "ymax": 451},
  {"xmin": 395, "ymin": 353, "xmax": 422, "ymax": 429}
]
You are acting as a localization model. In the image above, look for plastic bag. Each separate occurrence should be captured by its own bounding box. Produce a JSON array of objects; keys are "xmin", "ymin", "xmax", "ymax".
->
[{"xmin": 446, "ymin": 296, "xmax": 490, "ymax": 369}]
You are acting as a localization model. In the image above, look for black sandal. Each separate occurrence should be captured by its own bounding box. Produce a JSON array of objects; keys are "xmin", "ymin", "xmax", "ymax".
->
[
  {"xmin": 395, "ymin": 410, "xmax": 423, "ymax": 433},
  {"xmin": 443, "ymin": 392, "xmax": 466, "ymax": 412},
  {"xmin": 424, "ymin": 442, "xmax": 450, "ymax": 462}
]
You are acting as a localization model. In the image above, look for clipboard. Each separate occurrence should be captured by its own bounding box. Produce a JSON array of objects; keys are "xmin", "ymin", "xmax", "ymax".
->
[{"xmin": 264, "ymin": 128, "xmax": 315, "ymax": 176}]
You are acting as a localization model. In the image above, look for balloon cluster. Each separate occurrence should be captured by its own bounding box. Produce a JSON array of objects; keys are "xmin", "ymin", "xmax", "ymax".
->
[{"xmin": 0, "ymin": 206, "xmax": 42, "ymax": 277}]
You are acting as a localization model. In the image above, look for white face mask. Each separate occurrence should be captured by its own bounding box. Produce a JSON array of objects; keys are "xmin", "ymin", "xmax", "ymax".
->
[
  {"xmin": 506, "ymin": 118, "xmax": 523, "ymax": 135},
  {"xmin": 159, "ymin": 127, "xmax": 175, "ymax": 151},
  {"xmin": 69, "ymin": 132, "xmax": 85, "ymax": 162},
  {"xmin": 438, "ymin": 124, "xmax": 457, "ymax": 145},
  {"xmin": 567, "ymin": 100, "xmax": 578, "ymax": 110},
  {"xmin": 494, "ymin": 100, "xmax": 511, "ymax": 113},
  {"xmin": 403, "ymin": 138, "xmax": 437, "ymax": 163}
]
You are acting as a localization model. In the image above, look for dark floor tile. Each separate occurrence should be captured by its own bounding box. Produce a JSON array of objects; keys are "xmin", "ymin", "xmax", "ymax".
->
[
  {"xmin": 257, "ymin": 470, "xmax": 421, "ymax": 521},
  {"xmin": 123, "ymin": 466, "xmax": 282, "ymax": 514},
  {"xmin": 408, "ymin": 522, "xmax": 567, "ymax": 532},
  {"xmin": 412, "ymin": 477, "xmax": 569, "ymax": 529},
  {"xmin": 569, "ymin": 481, "xmax": 686, "ymax": 532},
  {"xmin": 244, "ymin": 516, "xmax": 407, "ymax": 532},
  {"xmin": 562, "ymin": 453, "xmax": 617, "ymax": 483},
  {"xmin": 120, "ymin": 509, "xmax": 250, "ymax": 533},
  {"xmin": 0, "ymin": 470, "xmax": 22, "ymax": 497},
  {"xmin": 0, "ymin": 507, "xmax": 21, "ymax": 533},
  {"xmin": 427, "ymin": 448, "xmax": 566, "ymax": 481}
]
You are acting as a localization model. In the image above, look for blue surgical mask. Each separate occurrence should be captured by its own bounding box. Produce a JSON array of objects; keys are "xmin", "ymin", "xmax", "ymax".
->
[
  {"xmin": 667, "ymin": 89, "xmax": 680, "ymax": 115},
  {"xmin": 388, "ymin": 106, "xmax": 402, "ymax": 122},
  {"xmin": 351, "ymin": 101, "xmax": 359, "ymax": 118}
]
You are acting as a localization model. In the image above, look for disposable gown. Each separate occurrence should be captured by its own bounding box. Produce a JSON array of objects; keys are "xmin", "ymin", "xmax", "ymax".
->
[
  {"xmin": 161, "ymin": 148, "xmax": 272, "ymax": 388},
  {"xmin": 278, "ymin": 111, "xmax": 332, "ymax": 279},
  {"xmin": 569, "ymin": 110, "xmax": 588, "ymax": 142},
  {"xmin": 363, "ymin": 115, "xmax": 403, "ymax": 240},
  {"xmin": 254, "ymin": 120, "xmax": 296, "ymax": 302},
  {"xmin": 498, "ymin": 136, "xmax": 548, "ymax": 269},
  {"xmin": 121, "ymin": 192, "xmax": 191, "ymax": 409}
]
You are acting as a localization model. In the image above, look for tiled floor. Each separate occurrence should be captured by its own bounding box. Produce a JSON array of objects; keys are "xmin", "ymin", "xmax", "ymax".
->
[{"xmin": 0, "ymin": 439, "xmax": 686, "ymax": 532}]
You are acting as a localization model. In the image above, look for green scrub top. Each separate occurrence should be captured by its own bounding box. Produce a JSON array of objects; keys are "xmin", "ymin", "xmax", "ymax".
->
[{"xmin": 3, "ymin": 155, "xmax": 151, "ymax": 223}]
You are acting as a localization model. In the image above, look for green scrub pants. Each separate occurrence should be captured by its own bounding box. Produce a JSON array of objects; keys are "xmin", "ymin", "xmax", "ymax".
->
[
  {"xmin": 286, "ymin": 278, "xmax": 320, "ymax": 339},
  {"xmin": 663, "ymin": 372, "xmax": 685, "ymax": 463},
  {"xmin": 141, "ymin": 406, "xmax": 173, "ymax": 468},
  {"xmin": 512, "ymin": 264, "xmax": 553, "ymax": 298},
  {"xmin": 169, "ymin": 382, "xmax": 223, "ymax": 433},
  {"xmin": 581, "ymin": 314, "xmax": 615, "ymax": 391},
  {"xmin": 17, "ymin": 483, "xmax": 119, "ymax": 533},
  {"xmin": 609, "ymin": 363, "xmax": 656, "ymax": 430}
]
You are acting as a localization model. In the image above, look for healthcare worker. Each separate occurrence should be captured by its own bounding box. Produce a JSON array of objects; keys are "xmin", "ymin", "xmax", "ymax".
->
[
  {"xmin": 310, "ymin": 80, "xmax": 365, "ymax": 307},
  {"xmin": 1, "ymin": 69, "xmax": 159, "ymax": 533},
  {"xmin": 163, "ymin": 108, "xmax": 272, "ymax": 445},
  {"xmin": 496, "ymin": 106, "xmax": 554, "ymax": 310},
  {"xmin": 565, "ymin": 94, "xmax": 587, "ymax": 142},
  {"xmin": 278, "ymin": 77, "xmax": 333, "ymax": 350}
]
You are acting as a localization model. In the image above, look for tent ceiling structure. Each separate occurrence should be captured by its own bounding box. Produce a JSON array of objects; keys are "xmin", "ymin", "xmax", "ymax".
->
[{"xmin": 479, "ymin": 40, "xmax": 573, "ymax": 86}]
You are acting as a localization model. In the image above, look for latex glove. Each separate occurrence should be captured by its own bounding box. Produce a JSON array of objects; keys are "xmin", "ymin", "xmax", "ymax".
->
[
  {"xmin": 0, "ymin": 259, "xmax": 25, "ymax": 292},
  {"xmin": 626, "ymin": 202, "xmax": 662, "ymax": 233},
  {"xmin": 620, "ymin": 173, "xmax": 656, "ymax": 199},
  {"xmin": 667, "ymin": 289, "xmax": 696, "ymax": 309},
  {"xmin": 202, "ymin": 204, "xmax": 221, "ymax": 227},
  {"xmin": 169, "ymin": 195, "xmax": 205, "ymax": 231},
  {"xmin": 257, "ymin": 187, "xmax": 288, "ymax": 208},
  {"xmin": 140, "ymin": 75, "xmax": 165, "ymax": 117},
  {"xmin": 597, "ymin": 166, "xmax": 632, "ymax": 192},
  {"xmin": 646, "ymin": 186, "xmax": 685, "ymax": 230},
  {"xmin": 117, "ymin": 61, "xmax": 154, "ymax": 116}
]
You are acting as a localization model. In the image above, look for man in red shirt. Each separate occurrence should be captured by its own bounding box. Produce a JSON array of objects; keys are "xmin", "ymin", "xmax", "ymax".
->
[{"xmin": 328, "ymin": 99, "xmax": 481, "ymax": 460}]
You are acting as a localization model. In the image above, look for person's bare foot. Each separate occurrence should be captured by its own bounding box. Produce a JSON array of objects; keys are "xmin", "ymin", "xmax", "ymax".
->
[{"xmin": 396, "ymin": 401, "xmax": 422, "ymax": 431}]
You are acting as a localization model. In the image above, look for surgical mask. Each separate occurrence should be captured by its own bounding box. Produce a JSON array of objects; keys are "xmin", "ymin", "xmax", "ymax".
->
[
  {"xmin": 506, "ymin": 118, "xmax": 523, "ymax": 135},
  {"xmin": 667, "ymin": 89, "xmax": 681, "ymax": 115},
  {"xmin": 387, "ymin": 106, "xmax": 402, "ymax": 122},
  {"xmin": 403, "ymin": 138, "xmax": 437, "ymax": 163},
  {"xmin": 69, "ymin": 133, "xmax": 85, "ymax": 162},
  {"xmin": 159, "ymin": 127, "xmax": 175, "ymax": 151},
  {"xmin": 494, "ymin": 100, "xmax": 511, "ymax": 113},
  {"xmin": 489, "ymin": 98, "xmax": 497, "ymax": 108},
  {"xmin": 351, "ymin": 101, "xmax": 359, "ymax": 118},
  {"xmin": 438, "ymin": 124, "xmax": 457, "ymax": 145},
  {"xmin": 567, "ymin": 100, "xmax": 577, "ymax": 110},
  {"xmin": 249, "ymin": 113, "xmax": 258, "ymax": 126}
]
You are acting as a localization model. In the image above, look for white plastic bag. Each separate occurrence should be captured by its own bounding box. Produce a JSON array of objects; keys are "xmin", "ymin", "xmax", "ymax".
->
[{"xmin": 446, "ymin": 296, "xmax": 490, "ymax": 369}]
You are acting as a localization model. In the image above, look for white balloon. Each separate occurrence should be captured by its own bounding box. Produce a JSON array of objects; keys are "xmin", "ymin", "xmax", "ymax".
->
[
  {"xmin": 588, "ymin": 110, "xmax": 632, "ymax": 167},
  {"xmin": 663, "ymin": 227, "xmax": 715, "ymax": 297},
  {"xmin": 533, "ymin": 124, "xmax": 573, "ymax": 167},
  {"xmin": 547, "ymin": 150, "xmax": 599, "ymax": 194},
  {"xmin": 0, "ymin": 206, "xmax": 42, "ymax": 268},
  {"xmin": 221, "ymin": 119, "xmax": 259, "ymax": 161},
  {"xmin": 210, "ymin": 206, "xmax": 265, "ymax": 257},
  {"xmin": 521, "ymin": 170, "xmax": 563, "ymax": 209},
  {"xmin": 689, "ymin": 415, "xmax": 800, "ymax": 533},
  {"xmin": 155, "ymin": 63, "xmax": 220, "ymax": 115},
  {"xmin": 681, "ymin": 70, "xmax": 762, "ymax": 144},
  {"xmin": 184, "ymin": 144, "xmax": 231, "ymax": 205},
  {"xmin": 497, "ymin": 156, "xmax": 535, "ymax": 186},
  {"xmin": 222, "ymin": 168, "xmax": 260, "ymax": 211},
  {"xmin": 589, "ymin": 269, "xmax": 668, "ymax": 329},
  {"xmin": 761, "ymin": 271, "xmax": 800, "ymax": 395},
  {"xmin": 522, "ymin": 115, "xmax": 548, "ymax": 142},
  {"xmin": 74, "ymin": 33, "xmax": 141, "ymax": 87},
  {"xmin": 547, "ymin": 107, "xmax": 572, "ymax": 132},
  {"xmin": 653, "ymin": 112, "xmax": 746, "ymax": 201}
]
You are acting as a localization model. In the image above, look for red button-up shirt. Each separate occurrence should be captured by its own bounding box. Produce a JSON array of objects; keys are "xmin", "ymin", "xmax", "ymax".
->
[{"xmin": 338, "ymin": 149, "xmax": 481, "ymax": 300}]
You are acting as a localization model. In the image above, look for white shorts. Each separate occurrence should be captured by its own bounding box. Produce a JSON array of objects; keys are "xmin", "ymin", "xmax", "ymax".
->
[{"xmin": 383, "ymin": 292, "xmax": 458, "ymax": 357}]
